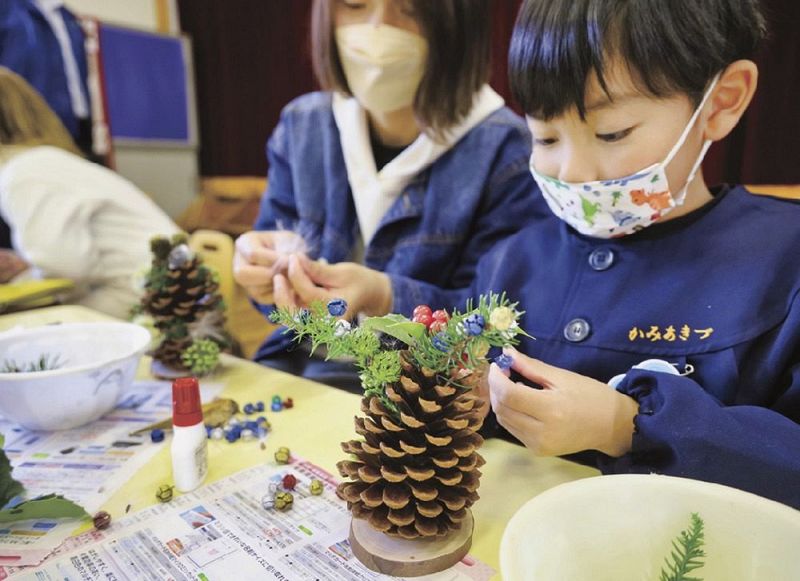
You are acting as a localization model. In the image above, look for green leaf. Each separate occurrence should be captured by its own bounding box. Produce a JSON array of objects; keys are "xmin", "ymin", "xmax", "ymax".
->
[
  {"xmin": 659, "ymin": 513, "xmax": 706, "ymax": 581},
  {"xmin": 361, "ymin": 315, "xmax": 426, "ymax": 346},
  {"xmin": 0, "ymin": 445, "xmax": 24, "ymax": 510},
  {"xmin": 0, "ymin": 494, "xmax": 89, "ymax": 523}
]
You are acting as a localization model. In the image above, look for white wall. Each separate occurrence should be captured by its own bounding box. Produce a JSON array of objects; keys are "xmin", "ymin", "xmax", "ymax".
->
[
  {"xmin": 64, "ymin": 0, "xmax": 196, "ymax": 220},
  {"xmin": 65, "ymin": 0, "xmax": 161, "ymax": 32}
]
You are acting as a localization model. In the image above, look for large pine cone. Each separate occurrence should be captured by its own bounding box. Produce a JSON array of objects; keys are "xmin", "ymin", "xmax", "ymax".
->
[
  {"xmin": 336, "ymin": 353, "xmax": 486, "ymax": 539},
  {"xmin": 143, "ymin": 258, "xmax": 221, "ymax": 327}
]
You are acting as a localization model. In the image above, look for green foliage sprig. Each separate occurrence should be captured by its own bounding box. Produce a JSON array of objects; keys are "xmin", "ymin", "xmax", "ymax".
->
[
  {"xmin": 659, "ymin": 513, "xmax": 706, "ymax": 581},
  {"xmin": 1, "ymin": 353, "xmax": 65, "ymax": 373},
  {"xmin": 270, "ymin": 293, "xmax": 527, "ymax": 416},
  {"xmin": 0, "ymin": 435, "xmax": 88, "ymax": 522}
]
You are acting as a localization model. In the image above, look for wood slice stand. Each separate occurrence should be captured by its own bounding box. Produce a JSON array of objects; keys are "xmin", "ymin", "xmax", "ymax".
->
[
  {"xmin": 349, "ymin": 509, "xmax": 474, "ymax": 577},
  {"xmin": 150, "ymin": 359, "xmax": 189, "ymax": 380}
]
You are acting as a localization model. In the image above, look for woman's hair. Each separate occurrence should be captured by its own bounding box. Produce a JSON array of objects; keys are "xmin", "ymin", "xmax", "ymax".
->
[
  {"xmin": 0, "ymin": 67, "xmax": 82, "ymax": 155},
  {"xmin": 509, "ymin": 0, "xmax": 767, "ymax": 120},
  {"xmin": 311, "ymin": 0, "xmax": 492, "ymax": 135}
]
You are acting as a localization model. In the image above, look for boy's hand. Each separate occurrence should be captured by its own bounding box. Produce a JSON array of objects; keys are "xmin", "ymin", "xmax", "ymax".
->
[
  {"xmin": 233, "ymin": 230, "xmax": 305, "ymax": 304},
  {"xmin": 488, "ymin": 347, "xmax": 638, "ymax": 457},
  {"xmin": 273, "ymin": 254, "xmax": 392, "ymax": 319}
]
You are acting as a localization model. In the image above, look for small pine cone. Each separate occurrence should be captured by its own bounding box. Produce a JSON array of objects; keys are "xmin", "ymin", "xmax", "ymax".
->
[
  {"xmin": 337, "ymin": 353, "xmax": 485, "ymax": 539},
  {"xmin": 151, "ymin": 337, "xmax": 192, "ymax": 370}
]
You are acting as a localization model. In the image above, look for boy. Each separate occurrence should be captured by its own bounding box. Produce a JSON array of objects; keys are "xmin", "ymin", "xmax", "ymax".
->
[{"xmin": 479, "ymin": 0, "xmax": 800, "ymax": 508}]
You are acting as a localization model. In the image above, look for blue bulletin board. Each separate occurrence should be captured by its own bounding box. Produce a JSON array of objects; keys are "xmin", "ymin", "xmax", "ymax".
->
[{"xmin": 98, "ymin": 24, "xmax": 197, "ymax": 146}]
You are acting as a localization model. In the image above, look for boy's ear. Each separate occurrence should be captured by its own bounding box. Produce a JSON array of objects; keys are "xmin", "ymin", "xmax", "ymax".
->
[{"xmin": 703, "ymin": 60, "xmax": 758, "ymax": 142}]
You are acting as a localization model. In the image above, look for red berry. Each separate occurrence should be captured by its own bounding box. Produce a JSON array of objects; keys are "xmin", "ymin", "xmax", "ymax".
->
[
  {"xmin": 412, "ymin": 312, "xmax": 434, "ymax": 327},
  {"xmin": 429, "ymin": 320, "xmax": 447, "ymax": 334},
  {"xmin": 282, "ymin": 474, "xmax": 297, "ymax": 490},
  {"xmin": 431, "ymin": 309, "xmax": 449, "ymax": 323},
  {"xmin": 412, "ymin": 305, "xmax": 433, "ymax": 319}
]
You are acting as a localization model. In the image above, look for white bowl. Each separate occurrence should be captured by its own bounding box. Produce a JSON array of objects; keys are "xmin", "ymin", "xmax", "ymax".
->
[
  {"xmin": 0, "ymin": 322, "xmax": 151, "ymax": 430},
  {"xmin": 500, "ymin": 474, "xmax": 800, "ymax": 580}
]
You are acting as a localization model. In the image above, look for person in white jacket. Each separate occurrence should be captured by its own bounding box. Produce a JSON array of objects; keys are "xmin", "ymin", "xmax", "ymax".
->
[{"xmin": 0, "ymin": 67, "xmax": 180, "ymax": 318}]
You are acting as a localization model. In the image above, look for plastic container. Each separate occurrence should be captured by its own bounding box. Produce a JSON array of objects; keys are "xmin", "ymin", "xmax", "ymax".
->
[{"xmin": 171, "ymin": 377, "xmax": 208, "ymax": 492}]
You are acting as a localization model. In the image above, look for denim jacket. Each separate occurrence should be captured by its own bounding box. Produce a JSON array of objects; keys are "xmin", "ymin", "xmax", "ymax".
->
[
  {"xmin": 254, "ymin": 91, "xmax": 546, "ymax": 359},
  {"xmin": 0, "ymin": 0, "xmax": 88, "ymax": 138}
]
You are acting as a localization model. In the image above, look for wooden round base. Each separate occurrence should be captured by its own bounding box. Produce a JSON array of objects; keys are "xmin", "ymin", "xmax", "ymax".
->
[
  {"xmin": 150, "ymin": 359, "xmax": 190, "ymax": 380},
  {"xmin": 349, "ymin": 510, "xmax": 474, "ymax": 577}
]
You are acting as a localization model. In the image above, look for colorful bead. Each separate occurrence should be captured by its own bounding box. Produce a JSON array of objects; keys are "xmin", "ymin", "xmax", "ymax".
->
[
  {"xmin": 255, "ymin": 401, "xmax": 265, "ymax": 412},
  {"xmin": 431, "ymin": 309, "xmax": 449, "ymax": 323},
  {"xmin": 243, "ymin": 403, "xmax": 255, "ymax": 415},
  {"xmin": 282, "ymin": 474, "xmax": 297, "ymax": 490},
  {"xmin": 327, "ymin": 298, "xmax": 348, "ymax": 317},
  {"xmin": 225, "ymin": 429, "xmax": 240, "ymax": 443},
  {"xmin": 271, "ymin": 395, "xmax": 282, "ymax": 404},
  {"xmin": 274, "ymin": 491, "xmax": 294, "ymax": 511},
  {"xmin": 156, "ymin": 484, "xmax": 174, "ymax": 503},
  {"xmin": 489, "ymin": 306, "xmax": 515, "ymax": 331},
  {"xmin": 260, "ymin": 493, "xmax": 275, "ymax": 510},
  {"xmin": 309, "ymin": 479, "xmax": 324, "ymax": 496},
  {"xmin": 274, "ymin": 447, "xmax": 290, "ymax": 464},
  {"xmin": 210, "ymin": 427, "xmax": 225, "ymax": 440},
  {"xmin": 429, "ymin": 320, "xmax": 447, "ymax": 334},
  {"xmin": 494, "ymin": 353, "xmax": 514, "ymax": 371},
  {"xmin": 93, "ymin": 510, "xmax": 111, "ymax": 530},
  {"xmin": 150, "ymin": 428, "xmax": 165, "ymax": 443},
  {"xmin": 334, "ymin": 319, "xmax": 351, "ymax": 337},
  {"xmin": 271, "ymin": 402, "xmax": 283, "ymax": 412},
  {"xmin": 432, "ymin": 332, "xmax": 449, "ymax": 352},
  {"xmin": 241, "ymin": 428, "xmax": 255, "ymax": 440},
  {"xmin": 463, "ymin": 313, "xmax": 486, "ymax": 336},
  {"xmin": 282, "ymin": 398, "xmax": 294, "ymax": 409},
  {"xmin": 412, "ymin": 305, "xmax": 432, "ymax": 319}
]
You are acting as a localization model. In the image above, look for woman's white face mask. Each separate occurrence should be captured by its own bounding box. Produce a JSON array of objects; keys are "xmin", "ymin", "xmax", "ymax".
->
[
  {"xmin": 530, "ymin": 76, "xmax": 719, "ymax": 238},
  {"xmin": 335, "ymin": 23, "xmax": 428, "ymax": 114}
]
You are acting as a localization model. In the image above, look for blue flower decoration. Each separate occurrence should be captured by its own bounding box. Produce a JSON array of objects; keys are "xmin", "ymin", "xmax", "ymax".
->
[
  {"xmin": 327, "ymin": 298, "xmax": 348, "ymax": 317},
  {"xmin": 432, "ymin": 332, "xmax": 449, "ymax": 352},
  {"xmin": 296, "ymin": 308, "xmax": 311, "ymax": 324},
  {"xmin": 463, "ymin": 314, "xmax": 485, "ymax": 336},
  {"xmin": 494, "ymin": 354, "xmax": 513, "ymax": 371}
]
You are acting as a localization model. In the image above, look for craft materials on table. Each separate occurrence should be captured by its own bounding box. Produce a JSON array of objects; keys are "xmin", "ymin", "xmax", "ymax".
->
[
  {"xmin": 0, "ymin": 379, "xmax": 221, "ymax": 567},
  {"xmin": 14, "ymin": 457, "xmax": 494, "ymax": 580}
]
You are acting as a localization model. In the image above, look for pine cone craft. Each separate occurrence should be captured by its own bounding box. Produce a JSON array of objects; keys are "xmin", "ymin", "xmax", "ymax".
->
[
  {"xmin": 137, "ymin": 234, "xmax": 229, "ymax": 374},
  {"xmin": 271, "ymin": 294, "xmax": 526, "ymax": 541},
  {"xmin": 337, "ymin": 353, "xmax": 485, "ymax": 539}
]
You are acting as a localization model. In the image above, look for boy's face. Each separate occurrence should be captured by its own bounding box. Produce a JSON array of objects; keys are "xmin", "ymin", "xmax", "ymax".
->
[{"xmin": 527, "ymin": 60, "xmax": 709, "ymax": 193}]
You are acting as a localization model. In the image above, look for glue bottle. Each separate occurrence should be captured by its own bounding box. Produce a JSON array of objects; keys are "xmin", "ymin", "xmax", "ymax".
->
[{"xmin": 171, "ymin": 377, "xmax": 208, "ymax": 492}]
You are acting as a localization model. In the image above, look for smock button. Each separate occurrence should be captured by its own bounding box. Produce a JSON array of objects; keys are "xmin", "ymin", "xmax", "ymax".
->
[
  {"xmin": 564, "ymin": 318, "xmax": 591, "ymax": 342},
  {"xmin": 588, "ymin": 248, "xmax": 615, "ymax": 271}
]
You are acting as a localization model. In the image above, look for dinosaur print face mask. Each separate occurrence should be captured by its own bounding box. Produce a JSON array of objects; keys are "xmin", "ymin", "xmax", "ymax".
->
[{"xmin": 529, "ymin": 76, "xmax": 719, "ymax": 238}]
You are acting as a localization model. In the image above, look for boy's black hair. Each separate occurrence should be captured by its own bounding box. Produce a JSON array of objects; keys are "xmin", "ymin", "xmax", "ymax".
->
[{"xmin": 510, "ymin": 0, "xmax": 767, "ymax": 120}]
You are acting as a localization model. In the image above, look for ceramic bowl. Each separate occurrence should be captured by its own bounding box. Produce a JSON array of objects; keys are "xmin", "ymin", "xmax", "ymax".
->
[
  {"xmin": 500, "ymin": 474, "xmax": 800, "ymax": 580},
  {"xmin": 0, "ymin": 322, "xmax": 150, "ymax": 430}
]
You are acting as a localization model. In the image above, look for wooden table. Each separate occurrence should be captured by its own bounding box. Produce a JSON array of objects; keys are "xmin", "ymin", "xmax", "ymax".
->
[{"xmin": 0, "ymin": 305, "xmax": 599, "ymax": 577}]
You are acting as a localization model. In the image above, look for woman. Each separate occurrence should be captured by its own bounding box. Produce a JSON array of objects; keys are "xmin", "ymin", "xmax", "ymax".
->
[
  {"xmin": 234, "ymin": 0, "xmax": 546, "ymax": 389},
  {"xmin": 0, "ymin": 67, "xmax": 179, "ymax": 319}
]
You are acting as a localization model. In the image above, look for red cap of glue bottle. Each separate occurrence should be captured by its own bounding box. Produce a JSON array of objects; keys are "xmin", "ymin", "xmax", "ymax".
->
[{"xmin": 172, "ymin": 377, "xmax": 203, "ymax": 427}]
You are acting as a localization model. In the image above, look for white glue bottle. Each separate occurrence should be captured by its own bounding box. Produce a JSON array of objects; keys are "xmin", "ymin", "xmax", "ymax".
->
[{"xmin": 171, "ymin": 377, "xmax": 208, "ymax": 492}]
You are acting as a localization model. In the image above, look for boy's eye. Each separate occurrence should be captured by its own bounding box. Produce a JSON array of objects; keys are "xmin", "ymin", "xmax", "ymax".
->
[{"xmin": 596, "ymin": 127, "xmax": 635, "ymax": 143}]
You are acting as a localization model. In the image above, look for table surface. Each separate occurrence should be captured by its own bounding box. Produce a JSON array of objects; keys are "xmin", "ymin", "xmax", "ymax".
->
[{"xmin": 0, "ymin": 305, "xmax": 599, "ymax": 577}]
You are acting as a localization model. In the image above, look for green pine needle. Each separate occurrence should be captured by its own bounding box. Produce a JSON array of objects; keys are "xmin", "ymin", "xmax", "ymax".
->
[
  {"xmin": 659, "ymin": 513, "xmax": 706, "ymax": 581},
  {"xmin": 1, "ymin": 353, "xmax": 65, "ymax": 373}
]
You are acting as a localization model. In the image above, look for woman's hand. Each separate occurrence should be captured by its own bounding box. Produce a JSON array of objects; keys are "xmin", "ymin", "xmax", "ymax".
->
[
  {"xmin": 233, "ymin": 230, "xmax": 305, "ymax": 304},
  {"xmin": 0, "ymin": 249, "xmax": 30, "ymax": 283},
  {"xmin": 488, "ymin": 347, "xmax": 638, "ymax": 457},
  {"xmin": 272, "ymin": 254, "xmax": 393, "ymax": 318}
]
